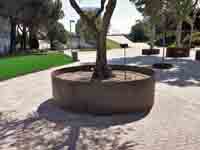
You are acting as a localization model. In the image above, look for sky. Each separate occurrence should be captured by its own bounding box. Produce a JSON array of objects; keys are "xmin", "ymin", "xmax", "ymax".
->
[{"xmin": 60, "ymin": 0, "xmax": 142, "ymax": 34}]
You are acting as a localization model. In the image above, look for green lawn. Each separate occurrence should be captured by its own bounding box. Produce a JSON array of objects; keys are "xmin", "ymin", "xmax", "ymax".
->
[
  {"xmin": 0, "ymin": 52, "xmax": 73, "ymax": 81},
  {"xmin": 80, "ymin": 39, "xmax": 121, "ymax": 51},
  {"xmin": 106, "ymin": 39, "xmax": 121, "ymax": 49}
]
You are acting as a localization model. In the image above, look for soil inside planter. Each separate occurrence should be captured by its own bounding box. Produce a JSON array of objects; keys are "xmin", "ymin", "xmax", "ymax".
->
[{"xmin": 57, "ymin": 70, "xmax": 150, "ymax": 82}]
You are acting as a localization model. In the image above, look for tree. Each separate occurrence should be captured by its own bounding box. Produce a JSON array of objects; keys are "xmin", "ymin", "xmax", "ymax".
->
[
  {"xmin": 130, "ymin": 0, "xmax": 197, "ymax": 48},
  {"xmin": 130, "ymin": 0, "xmax": 164, "ymax": 49},
  {"xmin": 0, "ymin": 0, "xmax": 25, "ymax": 53},
  {"xmin": 47, "ymin": 22, "xmax": 69, "ymax": 49},
  {"xmin": 69, "ymin": 0, "xmax": 117, "ymax": 79},
  {"xmin": 18, "ymin": 0, "xmax": 47, "ymax": 50},
  {"xmin": 19, "ymin": 0, "xmax": 64, "ymax": 49},
  {"xmin": 129, "ymin": 20, "xmax": 149, "ymax": 42},
  {"xmin": 46, "ymin": 0, "xmax": 65, "ymax": 49},
  {"xmin": 76, "ymin": 11, "xmax": 103, "ymax": 45},
  {"xmin": 0, "ymin": 0, "xmax": 64, "ymax": 51},
  {"xmin": 168, "ymin": 0, "xmax": 193, "ymax": 47},
  {"xmin": 130, "ymin": 0, "xmax": 174, "ymax": 64},
  {"xmin": 195, "ymin": 9, "xmax": 200, "ymax": 30},
  {"xmin": 188, "ymin": 0, "xmax": 200, "ymax": 48}
]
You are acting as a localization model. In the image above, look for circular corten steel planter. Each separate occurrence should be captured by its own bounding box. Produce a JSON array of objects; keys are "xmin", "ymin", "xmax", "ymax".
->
[
  {"xmin": 142, "ymin": 49, "xmax": 160, "ymax": 55},
  {"xmin": 51, "ymin": 65, "xmax": 155, "ymax": 115},
  {"xmin": 166, "ymin": 47, "xmax": 190, "ymax": 57}
]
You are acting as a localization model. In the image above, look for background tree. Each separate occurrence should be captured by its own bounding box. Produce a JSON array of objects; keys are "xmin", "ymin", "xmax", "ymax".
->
[
  {"xmin": 168, "ymin": 0, "xmax": 193, "ymax": 47},
  {"xmin": 46, "ymin": 0, "xmax": 65, "ymax": 48},
  {"xmin": 76, "ymin": 11, "xmax": 102, "ymax": 45},
  {"xmin": 0, "ymin": 0, "xmax": 64, "ymax": 52},
  {"xmin": 128, "ymin": 20, "xmax": 149, "ymax": 42},
  {"xmin": 0, "ymin": 0, "xmax": 25, "ymax": 53},
  {"xmin": 47, "ymin": 22, "xmax": 69, "ymax": 49},
  {"xmin": 130, "ymin": 0, "xmax": 199, "ymax": 48},
  {"xmin": 69, "ymin": 0, "xmax": 117, "ymax": 79},
  {"xmin": 130, "ymin": 0, "xmax": 164, "ymax": 49},
  {"xmin": 19, "ymin": 0, "xmax": 64, "ymax": 49},
  {"xmin": 188, "ymin": 0, "xmax": 200, "ymax": 48}
]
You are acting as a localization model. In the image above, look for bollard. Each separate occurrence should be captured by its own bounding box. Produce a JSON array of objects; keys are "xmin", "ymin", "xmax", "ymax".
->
[{"xmin": 72, "ymin": 50, "xmax": 78, "ymax": 61}]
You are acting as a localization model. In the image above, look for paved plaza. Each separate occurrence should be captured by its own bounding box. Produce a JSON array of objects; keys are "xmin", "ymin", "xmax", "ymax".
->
[{"xmin": 1, "ymin": 44, "xmax": 200, "ymax": 150}]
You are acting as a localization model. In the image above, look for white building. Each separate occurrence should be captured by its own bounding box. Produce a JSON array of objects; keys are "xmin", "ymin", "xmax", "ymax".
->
[{"xmin": 0, "ymin": 17, "xmax": 10, "ymax": 55}]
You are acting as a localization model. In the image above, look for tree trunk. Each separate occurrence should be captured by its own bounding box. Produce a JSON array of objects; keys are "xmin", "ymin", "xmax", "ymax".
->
[
  {"xmin": 50, "ymin": 39, "xmax": 54, "ymax": 49},
  {"xmin": 29, "ymin": 27, "xmax": 33, "ymax": 48},
  {"xmin": 176, "ymin": 21, "xmax": 183, "ymax": 48},
  {"xmin": 189, "ymin": 23, "xmax": 194, "ymax": 48},
  {"xmin": 9, "ymin": 17, "xmax": 17, "ymax": 54},
  {"xmin": 29, "ymin": 27, "xmax": 39, "ymax": 49},
  {"xmin": 150, "ymin": 24, "xmax": 156, "ymax": 49},
  {"xmin": 92, "ymin": 32, "xmax": 112, "ymax": 79},
  {"xmin": 69, "ymin": 0, "xmax": 116, "ymax": 80},
  {"xmin": 22, "ymin": 25, "xmax": 27, "ymax": 50},
  {"xmin": 189, "ymin": 10, "xmax": 198, "ymax": 48},
  {"xmin": 162, "ymin": 31, "xmax": 166, "ymax": 62}
]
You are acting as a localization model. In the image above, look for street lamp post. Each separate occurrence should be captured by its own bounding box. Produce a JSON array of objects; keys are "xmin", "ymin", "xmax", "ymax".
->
[
  {"xmin": 69, "ymin": 20, "xmax": 75, "ymax": 52},
  {"xmin": 70, "ymin": 20, "xmax": 79, "ymax": 61},
  {"xmin": 120, "ymin": 43, "xmax": 129, "ymax": 80}
]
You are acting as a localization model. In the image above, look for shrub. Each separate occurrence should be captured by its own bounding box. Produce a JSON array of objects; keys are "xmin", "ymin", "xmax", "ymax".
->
[
  {"xmin": 128, "ymin": 24, "xmax": 149, "ymax": 42},
  {"xmin": 183, "ymin": 32, "xmax": 200, "ymax": 46},
  {"xmin": 51, "ymin": 40, "xmax": 65, "ymax": 50},
  {"xmin": 155, "ymin": 35, "xmax": 176, "ymax": 47},
  {"xmin": 168, "ymin": 43, "xmax": 176, "ymax": 48}
]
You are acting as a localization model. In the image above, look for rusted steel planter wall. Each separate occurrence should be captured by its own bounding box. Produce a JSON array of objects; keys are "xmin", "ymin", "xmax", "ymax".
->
[
  {"xmin": 195, "ymin": 50, "xmax": 200, "ymax": 61},
  {"xmin": 142, "ymin": 49, "xmax": 160, "ymax": 55},
  {"xmin": 51, "ymin": 65, "xmax": 155, "ymax": 115},
  {"xmin": 166, "ymin": 47, "xmax": 190, "ymax": 57}
]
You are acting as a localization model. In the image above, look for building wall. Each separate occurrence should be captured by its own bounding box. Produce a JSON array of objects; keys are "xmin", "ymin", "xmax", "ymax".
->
[{"xmin": 0, "ymin": 17, "xmax": 10, "ymax": 55}]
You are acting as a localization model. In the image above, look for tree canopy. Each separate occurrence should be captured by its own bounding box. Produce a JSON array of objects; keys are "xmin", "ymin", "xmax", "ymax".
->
[
  {"xmin": 76, "ymin": 11, "xmax": 102, "ymax": 45},
  {"xmin": 130, "ymin": 0, "xmax": 200, "ymax": 47},
  {"xmin": 69, "ymin": 0, "xmax": 117, "ymax": 79},
  {"xmin": 47, "ymin": 22, "xmax": 69, "ymax": 48},
  {"xmin": 0, "ymin": 0, "xmax": 65, "ymax": 52}
]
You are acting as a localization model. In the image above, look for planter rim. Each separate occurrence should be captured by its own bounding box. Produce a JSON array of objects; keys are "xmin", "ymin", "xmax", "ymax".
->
[
  {"xmin": 167, "ymin": 47, "xmax": 190, "ymax": 49},
  {"xmin": 52, "ymin": 65, "xmax": 155, "ymax": 85},
  {"xmin": 142, "ymin": 48, "xmax": 160, "ymax": 50}
]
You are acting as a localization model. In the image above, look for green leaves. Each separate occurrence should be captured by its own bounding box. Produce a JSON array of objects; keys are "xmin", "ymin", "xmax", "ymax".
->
[
  {"xmin": 170, "ymin": 0, "xmax": 193, "ymax": 21},
  {"xmin": 47, "ymin": 22, "xmax": 69, "ymax": 45}
]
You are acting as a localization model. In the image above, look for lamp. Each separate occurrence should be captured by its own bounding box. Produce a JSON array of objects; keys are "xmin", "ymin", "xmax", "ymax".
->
[{"xmin": 120, "ymin": 43, "xmax": 129, "ymax": 80}]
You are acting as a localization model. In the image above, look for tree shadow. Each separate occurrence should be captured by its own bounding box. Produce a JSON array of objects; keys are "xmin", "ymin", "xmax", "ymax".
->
[
  {"xmin": 0, "ymin": 99, "xmax": 147, "ymax": 150},
  {"xmin": 109, "ymin": 56, "xmax": 200, "ymax": 87},
  {"xmin": 109, "ymin": 55, "xmax": 163, "ymax": 66}
]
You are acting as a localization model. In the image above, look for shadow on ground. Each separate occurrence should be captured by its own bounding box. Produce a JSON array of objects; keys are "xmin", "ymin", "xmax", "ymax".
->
[
  {"xmin": 0, "ymin": 99, "xmax": 148, "ymax": 150},
  {"xmin": 109, "ymin": 56, "xmax": 200, "ymax": 87}
]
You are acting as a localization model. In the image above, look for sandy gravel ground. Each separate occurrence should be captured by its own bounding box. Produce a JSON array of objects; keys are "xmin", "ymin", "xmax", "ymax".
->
[{"xmin": 1, "ymin": 46, "xmax": 200, "ymax": 150}]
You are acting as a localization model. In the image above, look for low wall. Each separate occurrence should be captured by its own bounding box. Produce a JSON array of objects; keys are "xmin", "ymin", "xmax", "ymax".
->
[{"xmin": 51, "ymin": 65, "xmax": 155, "ymax": 115}]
